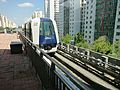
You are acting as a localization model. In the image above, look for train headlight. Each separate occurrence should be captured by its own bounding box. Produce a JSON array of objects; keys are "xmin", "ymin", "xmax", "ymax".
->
[
  {"xmin": 44, "ymin": 45, "xmax": 52, "ymax": 50},
  {"xmin": 40, "ymin": 44, "xmax": 44, "ymax": 48}
]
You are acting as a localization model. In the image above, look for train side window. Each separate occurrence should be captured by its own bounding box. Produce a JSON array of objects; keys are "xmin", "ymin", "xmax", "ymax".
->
[{"xmin": 40, "ymin": 22, "xmax": 43, "ymax": 35}]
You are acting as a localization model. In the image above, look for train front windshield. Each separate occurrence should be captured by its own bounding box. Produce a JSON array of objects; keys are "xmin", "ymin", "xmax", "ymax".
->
[
  {"xmin": 39, "ymin": 18, "xmax": 57, "ymax": 49},
  {"xmin": 40, "ymin": 19, "xmax": 54, "ymax": 36}
]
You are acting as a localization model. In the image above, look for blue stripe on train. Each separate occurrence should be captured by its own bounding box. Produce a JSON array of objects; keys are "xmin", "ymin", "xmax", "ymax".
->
[{"xmin": 39, "ymin": 34, "xmax": 57, "ymax": 45}]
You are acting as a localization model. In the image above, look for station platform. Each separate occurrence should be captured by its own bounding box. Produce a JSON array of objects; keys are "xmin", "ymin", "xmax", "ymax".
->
[{"xmin": 0, "ymin": 33, "xmax": 42, "ymax": 90}]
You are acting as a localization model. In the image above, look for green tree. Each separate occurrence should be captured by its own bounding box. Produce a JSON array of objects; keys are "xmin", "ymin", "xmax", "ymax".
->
[
  {"xmin": 74, "ymin": 32, "xmax": 89, "ymax": 48},
  {"xmin": 112, "ymin": 39, "xmax": 120, "ymax": 58},
  {"xmin": 91, "ymin": 36, "xmax": 112, "ymax": 54},
  {"xmin": 62, "ymin": 34, "xmax": 72, "ymax": 44},
  {"xmin": 74, "ymin": 33, "xmax": 83, "ymax": 43}
]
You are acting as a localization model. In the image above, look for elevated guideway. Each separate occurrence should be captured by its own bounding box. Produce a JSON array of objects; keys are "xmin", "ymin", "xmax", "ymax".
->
[
  {"xmin": 18, "ymin": 30, "xmax": 120, "ymax": 90},
  {"xmin": 54, "ymin": 52, "xmax": 119, "ymax": 90}
]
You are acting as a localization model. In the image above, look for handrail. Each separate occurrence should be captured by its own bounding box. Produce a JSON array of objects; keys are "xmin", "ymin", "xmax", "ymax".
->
[{"xmin": 18, "ymin": 31, "xmax": 92, "ymax": 90}]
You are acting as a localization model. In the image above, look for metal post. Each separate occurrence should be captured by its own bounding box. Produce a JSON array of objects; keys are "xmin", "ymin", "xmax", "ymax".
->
[
  {"xmin": 87, "ymin": 50, "xmax": 90, "ymax": 60},
  {"xmin": 102, "ymin": 56, "xmax": 108, "ymax": 69},
  {"xmin": 67, "ymin": 44, "xmax": 70, "ymax": 53},
  {"xmin": 50, "ymin": 63, "xmax": 55, "ymax": 90}
]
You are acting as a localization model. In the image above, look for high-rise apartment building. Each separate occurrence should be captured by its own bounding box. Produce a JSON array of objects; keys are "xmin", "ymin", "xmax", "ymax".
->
[
  {"xmin": 83, "ymin": 0, "xmax": 119, "ymax": 44},
  {"xmin": 113, "ymin": 0, "xmax": 120, "ymax": 43},
  {"xmin": 1, "ymin": 15, "xmax": 6, "ymax": 28},
  {"xmin": 83, "ymin": 0, "xmax": 96, "ymax": 44},
  {"xmin": 0, "ymin": 21, "xmax": 1, "ymax": 27},
  {"xmin": 69, "ymin": 0, "xmax": 81, "ymax": 37},
  {"xmin": 0, "ymin": 14, "xmax": 16, "ymax": 28},
  {"xmin": 59, "ymin": 0, "xmax": 119, "ymax": 43},
  {"xmin": 80, "ymin": 0, "xmax": 86, "ymax": 36},
  {"xmin": 44, "ymin": 0, "xmax": 54, "ymax": 20},
  {"xmin": 59, "ymin": 0, "xmax": 65, "ymax": 38},
  {"xmin": 44, "ymin": 0, "xmax": 60, "ymax": 34},
  {"xmin": 54, "ymin": 0, "xmax": 60, "ymax": 31},
  {"xmin": 44, "ymin": 0, "xmax": 48, "ymax": 18},
  {"xmin": 95, "ymin": 0, "xmax": 118, "ymax": 43},
  {"xmin": 32, "ymin": 10, "xmax": 43, "ymax": 19},
  {"xmin": 0, "ymin": 14, "xmax": 2, "ymax": 27},
  {"xmin": 59, "ymin": 0, "xmax": 69, "ymax": 38},
  {"xmin": 59, "ymin": 0, "xmax": 83, "ymax": 38}
]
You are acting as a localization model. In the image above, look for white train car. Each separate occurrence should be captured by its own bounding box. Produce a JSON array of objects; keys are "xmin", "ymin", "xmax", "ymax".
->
[{"xmin": 24, "ymin": 18, "xmax": 59, "ymax": 54}]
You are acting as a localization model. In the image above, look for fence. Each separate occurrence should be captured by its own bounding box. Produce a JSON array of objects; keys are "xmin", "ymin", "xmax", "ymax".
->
[{"xmin": 18, "ymin": 32, "xmax": 88, "ymax": 90}]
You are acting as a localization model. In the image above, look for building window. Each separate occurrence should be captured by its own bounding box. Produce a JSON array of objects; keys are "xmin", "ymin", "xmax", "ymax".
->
[
  {"xmin": 91, "ymin": 0, "xmax": 93, "ymax": 3},
  {"xmin": 91, "ymin": 5, "xmax": 93, "ymax": 9},
  {"xmin": 90, "ymin": 26, "xmax": 92, "ymax": 29},
  {"xmin": 119, "ymin": 11, "xmax": 120, "ymax": 15},
  {"xmin": 90, "ymin": 21, "xmax": 92, "ymax": 24},
  {"xmin": 116, "ymin": 39, "xmax": 119, "ymax": 41},
  {"xmin": 118, "ymin": 18, "xmax": 120, "ymax": 22},
  {"xmin": 88, "ymin": 40, "xmax": 91, "ymax": 43},
  {"xmin": 90, "ymin": 16, "xmax": 92, "ymax": 19},
  {"xmin": 89, "ymin": 31, "xmax": 91, "ymax": 33},
  {"xmin": 116, "ymin": 32, "xmax": 120, "ymax": 36},
  {"xmin": 89, "ymin": 36, "xmax": 91, "ymax": 38},
  {"xmin": 117, "ymin": 25, "xmax": 120, "ymax": 29},
  {"xmin": 86, "ymin": 21, "xmax": 88, "ymax": 24},
  {"xmin": 87, "ymin": 1, "xmax": 89, "ymax": 4},
  {"xmin": 90, "ymin": 11, "xmax": 92, "ymax": 14}
]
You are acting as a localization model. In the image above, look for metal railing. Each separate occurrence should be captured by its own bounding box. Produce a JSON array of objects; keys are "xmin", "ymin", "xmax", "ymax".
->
[{"xmin": 18, "ymin": 32, "xmax": 90, "ymax": 90}]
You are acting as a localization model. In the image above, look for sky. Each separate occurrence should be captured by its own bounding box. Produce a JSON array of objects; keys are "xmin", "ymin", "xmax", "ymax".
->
[{"xmin": 0, "ymin": 0, "xmax": 44, "ymax": 26}]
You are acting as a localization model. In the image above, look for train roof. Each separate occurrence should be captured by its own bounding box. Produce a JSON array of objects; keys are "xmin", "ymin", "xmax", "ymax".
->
[
  {"xmin": 40, "ymin": 18, "xmax": 51, "ymax": 21},
  {"xmin": 31, "ymin": 18, "xmax": 52, "ymax": 22}
]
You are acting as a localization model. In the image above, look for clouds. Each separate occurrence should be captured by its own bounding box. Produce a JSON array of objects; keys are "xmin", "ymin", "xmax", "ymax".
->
[
  {"xmin": 17, "ymin": 2, "xmax": 34, "ymax": 8},
  {"xmin": 0, "ymin": 0, "xmax": 7, "ymax": 3}
]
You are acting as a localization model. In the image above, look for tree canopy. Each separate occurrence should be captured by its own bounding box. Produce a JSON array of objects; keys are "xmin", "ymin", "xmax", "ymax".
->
[
  {"xmin": 91, "ymin": 36, "xmax": 112, "ymax": 54},
  {"xmin": 61, "ymin": 34, "xmax": 72, "ymax": 44},
  {"xmin": 74, "ymin": 32, "xmax": 89, "ymax": 48},
  {"xmin": 112, "ymin": 39, "xmax": 120, "ymax": 58}
]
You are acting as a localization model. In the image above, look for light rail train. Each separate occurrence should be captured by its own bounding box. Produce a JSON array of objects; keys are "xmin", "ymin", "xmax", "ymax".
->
[{"xmin": 23, "ymin": 18, "xmax": 59, "ymax": 54}]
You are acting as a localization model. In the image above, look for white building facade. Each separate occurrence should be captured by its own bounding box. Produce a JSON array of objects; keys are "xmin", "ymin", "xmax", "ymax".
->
[
  {"xmin": 59, "ymin": 0, "xmax": 70, "ymax": 38},
  {"xmin": 44, "ymin": 0, "xmax": 60, "ymax": 38},
  {"xmin": 44, "ymin": 0, "xmax": 54, "ymax": 20},
  {"xmin": 69, "ymin": 0, "xmax": 82, "ymax": 37},
  {"xmin": 32, "ymin": 10, "xmax": 43, "ymax": 19},
  {"xmin": 83, "ymin": 0, "xmax": 96, "ymax": 44},
  {"xmin": 54, "ymin": 0, "xmax": 60, "ymax": 31},
  {"xmin": 0, "ymin": 14, "xmax": 16, "ymax": 28},
  {"xmin": 59, "ymin": 0, "xmax": 65, "ymax": 38},
  {"xmin": 113, "ymin": 0, "xmax": 120, "ymax": 43}
]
